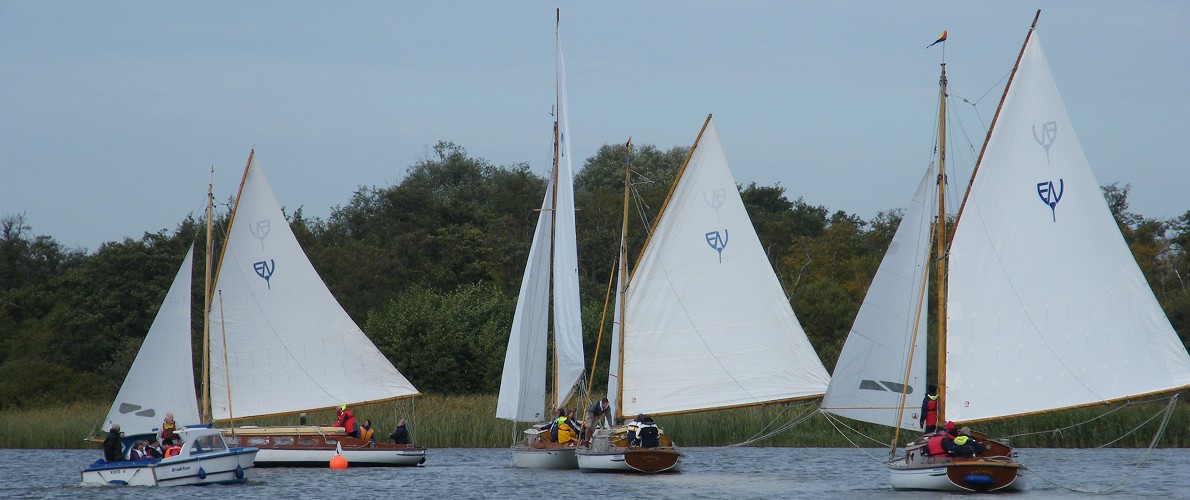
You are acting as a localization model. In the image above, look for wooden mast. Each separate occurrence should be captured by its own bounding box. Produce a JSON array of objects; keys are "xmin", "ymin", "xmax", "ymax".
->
[
  {"xmin": 201, "ymin": 166, "xmax": 214, "ymax": 423},
  {"xmin": 548, "ymin": 7, "xmax": 562, "ymax": 418},
  {"xmin": 934, "ymin": 61, "xmax": 949, "ymax": 423},
  {"xmin": 615, "ymin": 138, "xmax": 631, "ymax": 420}
]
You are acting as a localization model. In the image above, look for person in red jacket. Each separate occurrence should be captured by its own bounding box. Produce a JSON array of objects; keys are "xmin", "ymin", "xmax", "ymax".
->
[
  {"xmin": 335, "ymin": 404, "xmax": 360, "ymax": 438},
  {"xmin": 919, "ymin": 384, "xmax": 939, "ymax": 433}
]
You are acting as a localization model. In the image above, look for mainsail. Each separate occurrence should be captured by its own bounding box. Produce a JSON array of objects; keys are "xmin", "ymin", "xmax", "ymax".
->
[
  {"xmin": 208, "ymin": 155, "xmax": 418, "ymax": 421},
  {"xmin": 104, "ymin": 246, "xmax": 201, "ymax": 434},
  {"xmin": 619, "ymin": 118, "xmax": 830, "ymax": 416},
  {"xmin": 945, "ymin": 33, "xmax": 1190, "ymax": 422}
]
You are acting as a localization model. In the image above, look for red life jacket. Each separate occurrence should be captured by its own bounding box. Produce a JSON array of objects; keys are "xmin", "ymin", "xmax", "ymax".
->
[
  {"xmin": 337, "ymin": 410, "xmax": 358, "ymax": 434},
  {"xmin": 926, "ymin": 435, "xmax": 947, "ymax": 456},
  {"xmin": 924, "ymin": 399, "xmax": 938, "ymax": 427}
]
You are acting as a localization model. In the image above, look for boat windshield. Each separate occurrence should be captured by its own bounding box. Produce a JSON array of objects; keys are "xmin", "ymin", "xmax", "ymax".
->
[{"xmin": 191, "ymin": 434, "xmax": 228, "ymax": 454}]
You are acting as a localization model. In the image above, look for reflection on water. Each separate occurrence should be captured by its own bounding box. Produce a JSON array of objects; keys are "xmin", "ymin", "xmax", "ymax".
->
[{"xmin": 2, "ymin": 447, "xmax": 1187, "ymax": 499}]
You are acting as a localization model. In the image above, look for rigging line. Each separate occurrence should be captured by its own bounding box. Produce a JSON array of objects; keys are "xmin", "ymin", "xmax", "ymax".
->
[
  {"xmin": 993, "ymin": 393, "xmax": 1176, "ymax": 442},
  {"xmin": 726, "ymin": 401, "xmax": 818, "ymax": 447},
  {"xmin": 820, "ymin": 412, "xmax": 889, "ymax": 464}
]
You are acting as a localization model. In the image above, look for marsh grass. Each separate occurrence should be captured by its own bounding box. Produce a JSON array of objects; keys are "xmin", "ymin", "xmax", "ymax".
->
[{"xmin": 5, "ymin": 395, "xmax": 1186, "ymax": 449}]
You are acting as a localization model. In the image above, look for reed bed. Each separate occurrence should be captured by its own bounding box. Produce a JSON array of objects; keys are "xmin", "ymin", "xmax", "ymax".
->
[{"xmin": 3, "ymin": 395, "xmax": 1186, "ymax": 449}]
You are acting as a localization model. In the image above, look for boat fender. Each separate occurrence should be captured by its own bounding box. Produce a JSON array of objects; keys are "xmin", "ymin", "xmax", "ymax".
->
[
  {"xmin": 964, "ymin": 474, "xmax": 993, "ymax": 486},
  {"xmin": 198, "ymin": 467, "xmax": 207, "ymax": 480},
  {"xmin": 235, "ymin": 465, "xmax": 244, "ymax": 479}
]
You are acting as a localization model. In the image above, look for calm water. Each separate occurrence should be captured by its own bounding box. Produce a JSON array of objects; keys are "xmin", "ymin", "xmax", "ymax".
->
[{"xmin": 2, "ymin": 447, "xmax": 1187, "ymax": 499}]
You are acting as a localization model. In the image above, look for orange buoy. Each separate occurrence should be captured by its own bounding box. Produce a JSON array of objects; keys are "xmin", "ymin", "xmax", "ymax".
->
[{"xmin": 329, "ymin": 454, "xmax": 348, "ymax": 469}]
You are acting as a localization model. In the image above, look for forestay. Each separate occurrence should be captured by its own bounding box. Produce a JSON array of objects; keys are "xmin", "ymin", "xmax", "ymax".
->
[
  {"xmin": 820, "ymin": 167, "xmax": 933, "ymax": 430},
  {"xmin": 620, "ymin": 118, "xmax": 830, "ymax": 416},
  {"xmin": 946, "ymin": 34, "xmax": 1190, "ymax": 422},
  {"xmin": 209, "ymin": 156, "xmax": 418, "ymax": 420}
]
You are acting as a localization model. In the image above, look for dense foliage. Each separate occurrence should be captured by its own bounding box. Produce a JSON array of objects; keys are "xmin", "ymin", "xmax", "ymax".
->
[{"xmin": 1, "ymin": 141, "xmax": 1187, "ymax": 410}]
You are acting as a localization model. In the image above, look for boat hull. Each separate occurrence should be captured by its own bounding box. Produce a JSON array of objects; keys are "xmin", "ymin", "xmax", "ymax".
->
[
  {"xmin": 512, "ymin": 446, "xmax": 578, "ymax": 469},
  {"xmin": 81, "ymin": 448, "xmax": 258, "ymax": 487},
  {"xmin": 223, "ymin": 427, "xmax": 426, "ymax": 467},
  {"xmin": 889, "ymin": 433, "xmax": 1022, "ymax": 492},
  {"xmin": 576, "ymin": 427, "xmax": 681, "ymax": 473}
]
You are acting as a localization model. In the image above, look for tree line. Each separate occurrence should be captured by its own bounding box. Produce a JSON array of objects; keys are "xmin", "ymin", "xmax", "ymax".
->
[{"xmin": 1, "ymin": 140, "xmax": 1187, "ymax": 410}]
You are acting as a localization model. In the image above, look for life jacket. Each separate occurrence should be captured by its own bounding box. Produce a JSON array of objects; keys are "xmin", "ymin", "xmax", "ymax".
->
[
  {"xmin": 923, "ymin": 397, "xmax": 938, "ymax": 427},
  {"xmin": 161, "ymin": 420, "xmax": 178, "ymax": 440},
  {"xmin": 361, "ymin": 427, "xmax": 374, "ymax": 442},
  {"xmin": 953, "ymin": 435, "xmax": 970, "ymax": 446},
  {"xmin": 336, "ymin": 410, "xmax": 357, "ymax": 434},
  {"xmin": 926, "ymin": 435, "xmax": 947, "ymax": 456},
  {"xmin": 165, "ymin": 446, "xmax": 181, "ymax": 458},
  {"xmin": 555, "ymin": 417, "xmax": 577, "ymax": 444},
  {"xmin": 636, "ymin": 423, "xmax": 660, "ymax": 448}
]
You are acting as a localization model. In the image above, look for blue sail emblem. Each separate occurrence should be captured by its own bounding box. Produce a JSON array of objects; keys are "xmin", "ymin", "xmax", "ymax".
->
[
  {"xmin": 254, "ymin": 259, "xmax": 276, "ymax": 289},
  {"xmin": 1036, "ymin": 179, "xmax": 1064, "ymax": 222},
  {"xmin": 705, "ymin": 230, "xmax": 729, "ymax": 262}
]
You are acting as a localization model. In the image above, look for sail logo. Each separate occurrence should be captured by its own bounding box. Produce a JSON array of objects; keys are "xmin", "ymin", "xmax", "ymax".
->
[
  {"xmin": 1032, "ymin": 121, "xmax": 1057, "ymax": 163},
  {"xmin": 858, "ymin": 379, "xmax": 913, "ymax": 395},
  {"xmin": 250, "ymin": 219, "xmax": 271, "ymax": 250},
  {"xmin": 254, "ymin": 259, "xmax": 276, "ymax": 289},
  {"xmin": 1036, "ymin": 179, "xmax": 1064, "ymax": 222},
  {"xmin": 704, "ymin": 188, "xmax": 726, "ymax": 216},
  {"xmin": 705, "ymin": 230, "xmax": 729, "ymax": 262}
]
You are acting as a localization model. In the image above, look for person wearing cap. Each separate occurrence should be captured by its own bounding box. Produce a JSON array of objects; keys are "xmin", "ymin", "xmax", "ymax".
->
[
  {"xmin": 334, "ymin": 404, "xmax": 360, "ymax": 438},
  {"xmin": 950, "ymin": 426, "xmax": 984, "ymax": 457},
  {"xmin": 919, "ymin": 384, "xmax": 939, "ymax": 433}
]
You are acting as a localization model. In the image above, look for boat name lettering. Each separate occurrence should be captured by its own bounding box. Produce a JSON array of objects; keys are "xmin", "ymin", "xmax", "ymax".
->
[{"xmin": 171, "ymin": 465, "xmax": 191, "ymax": 473}]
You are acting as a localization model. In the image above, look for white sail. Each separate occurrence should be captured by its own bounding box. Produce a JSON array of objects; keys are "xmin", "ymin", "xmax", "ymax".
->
[
  {"xmin": 209, "ymin": 155, "xmax": 418, "ymax": 421},
  {"xmin": 821, "ymin": 167, "xmax": 933, "ymax": 430},
  {"xmin": 104, "ymin": 246, "xmax": 201, "ymax": 435},
  {"xmin": 607, "ymin": 269, "xmax": 623, "ymax": 420},
  {"xmin": 496, "ymin": 177, "xmax": 553, "ymax": 422},
  {"xmin": 946, "ymin": 33, "xmax": 1190, "ymax": 422},
  {"xmin": 620, "ymin": 118, "xmax": 831, "ymax": 416},
  {"xmin": 496, "ymin": 20, "xmax": 584, "ymax": 423},
  {"xmin": 552, "ymin": 31, "xmax": 585, "ymax": 408}
]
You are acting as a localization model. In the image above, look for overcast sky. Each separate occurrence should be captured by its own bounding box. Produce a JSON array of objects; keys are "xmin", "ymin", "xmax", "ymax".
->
[{"xmin": 3, "ymin": 1, "xmax": 1186, "ymax": 251}]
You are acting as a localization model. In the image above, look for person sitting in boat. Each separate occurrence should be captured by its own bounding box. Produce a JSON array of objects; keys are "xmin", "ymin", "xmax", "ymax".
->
[
  {"xmin": 146, "ymin": 438, "xmax": 164, "ymax": 459},
  {"xmin": 551, "ymin": 409, "xmax": 580, "ymax": 445},
  {"xmin": 334, "ymin": 404, "xmax": 360, "ymax": 438},
  {"xmin": 925, "ymin": 421, "xmax": 957, "ymax": 457},
  {"xmin": 389, "ymin": 418, "xmax": 410, "ymax": 444},
  {"xmin": 949, "ymin": 427, "xmax": 984, "ymax": 458},
  {"xmin": 102, "ymin": 424, "xmax": 123, "ymax": 462},
  {"xmin": 160, "ymin": 411, "xmax": 180, "ymax": 446},
  {"xmin": 632, "ymin": 414, "xmax": 660, "ymax": 448},
  {"xmin": 919, "ymin": 385, "xmax": 939, "ymax": 433},
  {"xmin": 129, "ymin": 440, "xmax": 152, "ymax": 460},
  {"xmin": 360, "ymin": 418, "xmax": 375, "ymax": 444}
]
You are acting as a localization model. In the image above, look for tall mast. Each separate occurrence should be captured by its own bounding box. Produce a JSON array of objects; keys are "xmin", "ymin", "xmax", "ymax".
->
[
  {"xmin": 548, "ymin": 7, "xmax": 562, "ymax": 416},
  {"xmin": 201, "ymin": 166, "xmax": 214, "ymax": 423},
  {"xmin": 615, "ymin": 138, "xmax": 631, "ymax": 419},
  {"xmin": 934, "ymin": 62, "xmax": 949, "ymax": 422}
]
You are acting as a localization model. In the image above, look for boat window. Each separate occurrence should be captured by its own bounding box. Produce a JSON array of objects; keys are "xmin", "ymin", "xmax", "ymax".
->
[
  {"xmin": 192, "ymin": 434, "xmax": 228, "ymax": 454},
  {"xmin": 299, "ymin": 438, "xmax": 319, "ymax": 446},
  {"xmin": 247, "ymin": 437, "xmax": 271, "ymax": 446},
  {"xmin": 274, "ymin": 436, "xmax": 294, "ymax": 446}
]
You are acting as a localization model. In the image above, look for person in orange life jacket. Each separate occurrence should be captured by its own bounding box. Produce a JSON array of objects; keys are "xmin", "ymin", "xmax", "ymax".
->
[
  {"xmin": 360, "ymin": 418, "xmax": 375, "ymax": 443},
  {"xmin": 926, "ymin": 421, "xmax": 958, "ymax": 456},
  {"xmin": 920, "ymin": 385, "xmax": 939, "ymax": 433},
  {"xmin": 950, "ymin": 426, "xmax": 984, "ymax": 458},
  {"xmin": 335, "ymin": 404, "xmax": 360, "ymax": 438}
]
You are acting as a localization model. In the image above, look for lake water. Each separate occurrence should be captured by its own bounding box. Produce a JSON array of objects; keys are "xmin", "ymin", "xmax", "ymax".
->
[{"xmin": 2, "ymin": 447, "xmax": 1186, "ymax": 499}]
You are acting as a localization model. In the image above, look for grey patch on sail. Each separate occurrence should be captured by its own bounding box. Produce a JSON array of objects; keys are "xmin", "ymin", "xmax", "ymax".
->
[
  {"xmin": 859, "ymin": 380, "xmax": 913, "ymax": 394},
  {"xmin": 118, "ymin": 403, "xmax": 143, "ymax": 414}
]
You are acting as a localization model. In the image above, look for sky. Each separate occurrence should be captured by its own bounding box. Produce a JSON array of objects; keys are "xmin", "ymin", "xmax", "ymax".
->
[{"xmin": 2, "ymin": 1, "xmax": 1187, "ymax": 252}]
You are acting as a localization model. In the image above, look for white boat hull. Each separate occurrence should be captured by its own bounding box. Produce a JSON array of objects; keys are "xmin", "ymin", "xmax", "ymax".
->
[
  {"xmin": 512, "ymin": 446, "xmax": 578, "ymax": 469},
  {"xmin": 81, "ymin": 449, "xmax": 258, "ymax": 486},
  {"xmin": 889, "ymin": 462, "xmax": 1023, "ymax": 492}
]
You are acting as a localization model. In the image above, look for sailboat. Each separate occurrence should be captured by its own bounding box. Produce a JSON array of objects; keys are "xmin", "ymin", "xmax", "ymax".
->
[
  {"xmin": 577, "ymin": 116, "xmax": 832, "ymax": 473},
  {"xmin": 821, "ymin": 11, "xmax": 1190, "ymax": 492},
  {"xmin": 495, "ymin": 9, "xmax": 586, "ymax": 470},
  {"xmin": 83, "ymin": 247, "xmax": 259, "ymax": 486},
  {"xmin": 208, "ymin": 151, "xmax": 427, "ymax": 467}
]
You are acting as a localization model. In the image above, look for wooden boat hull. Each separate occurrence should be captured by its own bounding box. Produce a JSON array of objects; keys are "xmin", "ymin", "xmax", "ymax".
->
[
  {"xmin": 223, "ymin": 427, "xmax": 426, "ymax": 467},
  {"xmin": 575, "ymin": 447, "xmax": 681, "ymax": 473},
  {"xmin": 889, "ymin": 433, "xmax": 1022, "ymax": 492}
]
